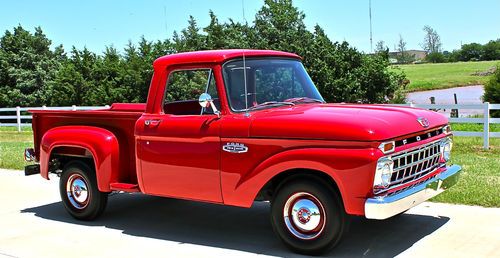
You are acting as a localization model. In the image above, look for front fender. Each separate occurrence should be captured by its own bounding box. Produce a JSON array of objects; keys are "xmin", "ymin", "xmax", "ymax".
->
[
  {"xmin": 40, "ymin": 126, "xmax": 119, "ymax": 192},
  {"xmin": 222, "ymin": 148, "xmax": 380, "ymax": 215}
]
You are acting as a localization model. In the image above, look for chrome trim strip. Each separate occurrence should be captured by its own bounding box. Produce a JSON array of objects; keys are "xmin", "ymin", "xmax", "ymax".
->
[
  {"xmin": 394, "ymin": 138, "xmax": 444, "ymax": 155},
  {"xmin": 394, "ymin": 140, "xmax": 440, "ymax": 159},
  {"xmin": 365, "ymin": 164, "xmax": 462, "ymax": 220}
]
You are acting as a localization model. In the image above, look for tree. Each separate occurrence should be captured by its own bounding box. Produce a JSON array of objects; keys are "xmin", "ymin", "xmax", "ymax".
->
[
  {"xmin": 204, "ymin": 11, "xmax": 227, "ymax": 49},
  {"xmin": 0, "ymin": 25, "xmax": 60, "ymax": 107},
  {"xmin": 0, "ymin": 0, "xmax": 407, "ymax": 107},
  {"xmin": 375, "ymin": 40, "xmax": 386, "ymax": 53},
  {"xmin": 421, "ymin": 25, "xmax": 442, "ymax": 53},
  {"xmin": 458, "ymin": 43, "xmax": 483, "ymax": 61},
  {"xmin": 254, "ymin": 0, "xmax": 311, "ymax": 53},
  {"xmin": 482, "ymin": 39, "xmax": 500, "ymax": 61},
  {"xmin": 483, "ymin": 65, "xmax": 500, "ymax": 117},
  {"xmin": 47, "ymin": 63, "xmax": 82, "ymax": 106},
  {"xmin": 67, "ymin": 47, "xmax": 98, "ymax": 105},
  {"xmin": 174, "ymin": 16, "xmax": 207, "ymax": 52},
  {"xmin": 375, "ymin": 40, "xmax": 389, "ymax": 60},
  {"xmin": 396, "ymin": 34, "xmax": 414, "ymax": 64}
]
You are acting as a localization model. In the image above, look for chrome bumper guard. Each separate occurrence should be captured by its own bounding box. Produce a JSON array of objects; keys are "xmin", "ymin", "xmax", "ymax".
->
[{"xmin": 365, "ymin": 164, "xmax": 462, "ymax": 220}]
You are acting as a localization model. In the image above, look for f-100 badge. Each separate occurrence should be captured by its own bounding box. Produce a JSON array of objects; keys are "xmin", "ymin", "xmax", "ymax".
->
[{"xmin": 222, "ymin": 142, "xmax": 248, "ymax": 153}]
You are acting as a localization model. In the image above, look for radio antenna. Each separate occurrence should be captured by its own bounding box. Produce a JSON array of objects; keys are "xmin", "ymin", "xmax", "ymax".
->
[
  {"xmin": 242, "ymin": 0, "xmax": 249, "ymax": 114},
  {"xmin": 243, "ymin": 50, "xmax": 248, "ymax": 113}
]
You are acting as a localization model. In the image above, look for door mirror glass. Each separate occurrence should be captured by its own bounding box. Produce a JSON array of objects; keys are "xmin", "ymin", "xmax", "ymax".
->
[
  {"xmin": 199, "ymin": 93, "xmax": 220, "ymax": 117},
  {"xmin": 198, "ymin": 93, "xmax": 213, "ymax": 108}
]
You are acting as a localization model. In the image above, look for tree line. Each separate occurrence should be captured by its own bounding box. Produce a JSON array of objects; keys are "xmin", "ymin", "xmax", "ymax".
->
[
  {"xmin": 375, "ymin": 25, "xmax": 500, "ymax": 64},
  {"xmin": 0, "ymin": 0, "xmax": 406, "ymax": 108}
]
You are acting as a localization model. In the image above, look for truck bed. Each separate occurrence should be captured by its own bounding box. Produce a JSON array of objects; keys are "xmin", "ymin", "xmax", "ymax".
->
[{"xmin": 30, "ymin": 103, "xmax": 145, "ymax": 184}]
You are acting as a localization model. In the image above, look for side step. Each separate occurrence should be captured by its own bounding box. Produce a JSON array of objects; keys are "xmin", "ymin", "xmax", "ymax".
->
[{"xmin": 110, "ymin": 183, "xmax": 140, "ymax": 192}]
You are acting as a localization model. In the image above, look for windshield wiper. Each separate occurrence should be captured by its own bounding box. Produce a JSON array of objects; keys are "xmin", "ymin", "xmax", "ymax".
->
[
  {"xmin": 284, "ymin": 97, "xmax": 325, "ymax": 104},
  {"xmin": 247, "ymin": 101, "xmax": 295, "ymax": 111}
]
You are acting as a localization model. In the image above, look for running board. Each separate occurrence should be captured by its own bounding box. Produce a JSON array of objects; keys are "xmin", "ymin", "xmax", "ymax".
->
[{"xmin": 110, "ymin": 183, "xmax": 140, "ymax": 192}]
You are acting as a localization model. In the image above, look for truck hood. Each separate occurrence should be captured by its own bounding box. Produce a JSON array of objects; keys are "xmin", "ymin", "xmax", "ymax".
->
[{"xmin": 249, "ymin": 104, "xmax": 448, "ymax": 141}]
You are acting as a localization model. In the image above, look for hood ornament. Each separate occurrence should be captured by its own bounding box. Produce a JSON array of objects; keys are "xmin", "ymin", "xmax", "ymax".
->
[{"xmin": 417, "ymin": 117, "xmax": 430, "ymax": 128}]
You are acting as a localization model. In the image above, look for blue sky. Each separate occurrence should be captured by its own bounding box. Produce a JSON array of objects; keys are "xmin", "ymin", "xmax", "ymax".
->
[{"xmin": 1, "ymin": 0, "xmax": 499, "ymax": 54}]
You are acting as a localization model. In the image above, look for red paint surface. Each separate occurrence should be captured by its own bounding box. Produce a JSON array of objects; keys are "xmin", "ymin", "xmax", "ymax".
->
[{"xmin": 29, "ymin": 50, "xmax": 451, "ymax": 216}]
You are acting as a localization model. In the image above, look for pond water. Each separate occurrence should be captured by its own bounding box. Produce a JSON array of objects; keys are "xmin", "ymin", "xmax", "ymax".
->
[{"xmin": 406, "ymin": 85, "xmax": 485, "ymax": 117}]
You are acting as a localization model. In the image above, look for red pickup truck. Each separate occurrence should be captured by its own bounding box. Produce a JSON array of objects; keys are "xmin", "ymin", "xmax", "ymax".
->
[{"xmin": 24, "ymin": 49, "xmax": 461, "ymax": 254}]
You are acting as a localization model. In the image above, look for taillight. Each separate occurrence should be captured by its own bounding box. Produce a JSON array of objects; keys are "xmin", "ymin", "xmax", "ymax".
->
[{"xmin": 24, "ymin": 148, "xmax": 36, "ymax": 162}]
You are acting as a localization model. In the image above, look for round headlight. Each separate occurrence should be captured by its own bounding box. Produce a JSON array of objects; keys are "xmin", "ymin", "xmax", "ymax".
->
[
  {"xmin": 380, "ymin": 164, "xmax": 392, "ymax": 186},
  {"xmin": 373, "ymin": 157, "xmax": 394, "ymax": 192},
  {"xmin": 440, "ymin": 138, "xmax": 453, "ymax": 162}
]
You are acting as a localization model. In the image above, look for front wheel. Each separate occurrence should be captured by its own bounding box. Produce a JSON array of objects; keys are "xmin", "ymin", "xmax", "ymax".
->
[
  {"xmin": 59, "ymin": 161, "xmax": 108, "ymax": 220},
  {"xmin": 271, "ymin": 180, "xmax": 348, "ymax": 255}
]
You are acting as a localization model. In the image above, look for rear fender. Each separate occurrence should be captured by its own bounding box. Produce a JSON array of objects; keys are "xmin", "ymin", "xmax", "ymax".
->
[{"xmin": 40, "ymin": 126, "xmax": 119, "ymax": 192}]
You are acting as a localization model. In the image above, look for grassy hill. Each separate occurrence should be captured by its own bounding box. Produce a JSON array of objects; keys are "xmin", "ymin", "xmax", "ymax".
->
[{"xmin": 393, "ymin": 60, "xmax": 499, "ymax": 92}]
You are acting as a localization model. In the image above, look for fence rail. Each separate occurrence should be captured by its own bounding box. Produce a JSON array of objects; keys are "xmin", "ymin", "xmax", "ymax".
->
[
  {"xmin": 391, "ymin": 102, "xmax": 499, "ymax": 149},
  {"xmin": 1, "ymin": 103, "xmax": 499, "ymax": 149},
  {"xmin": 0, "ymin": 105, "xmax": 109, "ymax": 132}
]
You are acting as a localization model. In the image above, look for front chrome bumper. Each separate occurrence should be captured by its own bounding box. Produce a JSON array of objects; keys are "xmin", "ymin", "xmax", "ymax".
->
[{"xmin": 364, "ymin": 164, "xmax": 462, "ymax": 220}]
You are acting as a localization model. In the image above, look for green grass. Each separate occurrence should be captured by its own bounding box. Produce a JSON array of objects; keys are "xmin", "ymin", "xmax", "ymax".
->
[
  {"xmin": 451, "ymin": 123, "xmax": 500, "ymax": 132},
  {"xmin": 393, "ymin": 61, "xmax": 499, "ymax": 91},
  {"xmin": 0, "ymin": 128, "xmax": 33, "ymax": 170},
  {"xmin": 431, "ymin": 137, "xmax": 500, "ymax": 207},
  {"xmin": 0, "ymin": 127, "xmax": 498, "ymax": 207}
]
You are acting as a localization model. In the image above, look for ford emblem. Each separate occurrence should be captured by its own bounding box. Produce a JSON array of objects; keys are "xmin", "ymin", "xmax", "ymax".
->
[
  {"xmin": 417, "ymin": 117, "xmax": 430, "ymax": 128},
  {"xmin": 223, "ymin": 142, "xmax": 248, "ymax": 153}
]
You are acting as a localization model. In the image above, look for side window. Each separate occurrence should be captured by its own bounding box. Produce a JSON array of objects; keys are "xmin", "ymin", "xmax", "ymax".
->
[{"xmin": 163, "ymin": 69, "xmax": 219, "ymax": 115}]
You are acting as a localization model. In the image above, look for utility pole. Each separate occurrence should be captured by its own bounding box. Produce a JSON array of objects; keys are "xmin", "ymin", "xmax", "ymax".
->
[{"xmin": 369, "ymin": 0, "xmax": 373, "ymax": 53}]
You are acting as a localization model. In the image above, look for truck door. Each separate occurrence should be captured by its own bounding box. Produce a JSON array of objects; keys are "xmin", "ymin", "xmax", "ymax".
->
[{"xmin": 136, "ymin": 68, "xmax": 223, "ymax": 202}]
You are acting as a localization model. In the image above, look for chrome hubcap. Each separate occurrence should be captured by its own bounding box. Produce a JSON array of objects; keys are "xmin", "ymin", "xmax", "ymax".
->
[
  {"xmin": 283, "ymin": 192, "xmax": 326, "ymax": 240},
  {"xmin": 66, "ymin": 174, "xmax": 89, "ymax": 209}
]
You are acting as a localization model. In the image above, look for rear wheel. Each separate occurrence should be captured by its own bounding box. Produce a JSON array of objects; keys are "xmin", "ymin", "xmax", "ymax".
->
[
  {"xmin": 271, "ymin": 180, "xmax": 348, "ymax": 255},
  {"xmin": 59, "ymin": 161, "xmax": 108, "ymax": 220}
]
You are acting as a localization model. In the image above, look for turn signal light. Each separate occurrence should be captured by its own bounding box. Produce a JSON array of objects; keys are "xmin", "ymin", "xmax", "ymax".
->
[{"xmin": 378, "ymin": 141, "xmax": 395, "ymax": 154}]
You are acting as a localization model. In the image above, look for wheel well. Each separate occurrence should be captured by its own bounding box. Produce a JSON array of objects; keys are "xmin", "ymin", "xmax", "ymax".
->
[
  {"xmin": 255, "ymin": 169, "xmax": 343, "ymax": 204},
  {"xmin": 49, "ymin": 146, "xmax": 95, "ymax": 174}
]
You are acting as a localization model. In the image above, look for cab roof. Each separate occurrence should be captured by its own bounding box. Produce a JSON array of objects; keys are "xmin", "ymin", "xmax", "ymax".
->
[{"xmin": 153, "ymin": 49, "xmax": 301, "ymax": 67}]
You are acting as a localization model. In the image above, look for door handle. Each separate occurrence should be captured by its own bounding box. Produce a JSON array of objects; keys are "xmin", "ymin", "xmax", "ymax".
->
[{"xmin": 145, "ymin": 119, "xmax": 161, "ymax": 127}]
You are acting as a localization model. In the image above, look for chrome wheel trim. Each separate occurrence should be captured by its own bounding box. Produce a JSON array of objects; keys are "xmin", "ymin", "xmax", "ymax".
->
[
  {"xmin": 66, "ymin": 174, "xmax": 90, "ymax": 209},
  {"xmin": 283, "ymin": 192, "xmax": 326, "ymax": 240}
]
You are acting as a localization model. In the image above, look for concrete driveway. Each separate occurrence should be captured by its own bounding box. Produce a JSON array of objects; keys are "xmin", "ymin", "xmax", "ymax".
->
[{"xmin": 1, "ymin": 168, "xmax": 499, "ymax": 258}]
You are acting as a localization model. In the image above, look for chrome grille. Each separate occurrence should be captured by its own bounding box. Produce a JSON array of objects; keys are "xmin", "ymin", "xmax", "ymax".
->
[{"xmin": 384, "ymin": 140, "xmax": 442, "ymax": 193}]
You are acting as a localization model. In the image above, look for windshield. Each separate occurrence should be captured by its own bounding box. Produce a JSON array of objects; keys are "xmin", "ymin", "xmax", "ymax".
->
[{"xmin": 222, "ymin": 58, "xmax": 324, "ymax": 112}]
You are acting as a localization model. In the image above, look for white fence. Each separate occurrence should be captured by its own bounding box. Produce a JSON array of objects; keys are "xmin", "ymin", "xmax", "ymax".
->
[
  {"xmin": 395, "ymin": 103, "xmax": 500, "ymax": 149},
  {"xmin": 0, "ymin": 105, "xmax": 109, "ymax": 131},
  {"xmin": 1, "ymin": 103, "xmax": 499, "ymax": 149}
]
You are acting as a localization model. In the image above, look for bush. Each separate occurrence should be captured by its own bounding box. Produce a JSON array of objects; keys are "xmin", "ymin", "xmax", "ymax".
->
[
  {"xmin": 483, "ymin": 65, "xmax": 500, "ymax": 117},
  {"xmin": 426, "ymin": 52, "xmax": 446, "ymax": 63}
]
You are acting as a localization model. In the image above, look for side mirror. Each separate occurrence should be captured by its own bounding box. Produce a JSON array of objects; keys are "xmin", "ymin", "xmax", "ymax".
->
[{"xmin": 198, "ymin": 93, "xmax": 220, "ymax": 117}]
